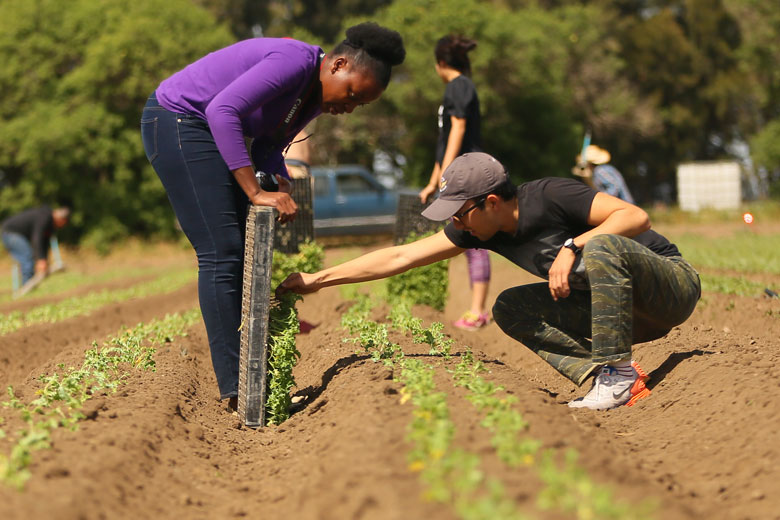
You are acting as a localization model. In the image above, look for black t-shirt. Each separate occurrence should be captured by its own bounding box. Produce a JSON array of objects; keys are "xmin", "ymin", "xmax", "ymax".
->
[
  {"xmin": 435, "ymin": 75, "xmax": 482, "ymax": 164},
  {"xmin": 1, "ymin": 205, "xmax": 53, "ymax": 260},
  {"xmin": 444, "ymin": 178, "xmax": 681, "ymax": 290}
]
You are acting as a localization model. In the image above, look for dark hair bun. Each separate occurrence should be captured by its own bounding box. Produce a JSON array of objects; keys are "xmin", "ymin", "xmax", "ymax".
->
[
  {"xmin": 455, "ymin": 37, "xmax": 477, "ymax": 53},
  {"xmin": 346, "ymin": 22, "xmax": 405, "ymax": 66}
]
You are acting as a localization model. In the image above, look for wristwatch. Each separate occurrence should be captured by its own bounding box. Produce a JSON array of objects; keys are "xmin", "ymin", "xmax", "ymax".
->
[{"xmin": 563, "ymin": 238, "xmax": 581, "ymax": 255}]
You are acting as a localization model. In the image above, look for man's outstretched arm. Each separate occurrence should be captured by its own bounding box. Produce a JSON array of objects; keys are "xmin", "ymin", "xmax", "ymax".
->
[{"xmin": 277, "ymin": 230, "xmax": 463, "ymax": 295}]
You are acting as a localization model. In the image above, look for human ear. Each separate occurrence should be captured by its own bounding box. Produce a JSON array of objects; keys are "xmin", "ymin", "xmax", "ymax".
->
[{"xmin": 331, "ymin": 56, "xmax": 348, "ymax": 74}]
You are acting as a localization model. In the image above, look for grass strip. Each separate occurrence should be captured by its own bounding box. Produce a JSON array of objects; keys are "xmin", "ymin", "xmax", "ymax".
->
[
  {"xmin": 0, "ymin": 309, "xmax": 200, "ymax": 489},
  {"xmin": 669, "ymin": 232, "xmax": 780, "ymax": 275},
  {"xmin": 0, "ymin": 264, "xmax": 189, "ymax": 305},
  {"xmin": 0, "ymin": 269, "xmax": 195, "ymax": 336},
  {"xmin": 700, "ymin": 273, "xmax": 766, "ymax": 296}
]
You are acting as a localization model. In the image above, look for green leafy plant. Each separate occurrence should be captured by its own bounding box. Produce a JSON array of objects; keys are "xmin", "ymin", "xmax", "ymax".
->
[
  {"xmin": 537, "ymin": 450, "xmax": 656, "ymax": 520},
  {"xmin": 386, "ymin": 232, "xmax": 449, "ymax": 311},
  {"xmin": 341, "ymin": 297, "xmax": 403, "ymax": 366},
  {"xmin": 388, "ymin": 298, "xmax": 453, "ymax": 357},
  {"xmin": 262, "ymin": 241, "xmax": 324, "ymax": 425},
  {"xmin": 270, "ymin": 241, "xmax": 325, "ymax": 288},
  {"xmin": 265, "ymin": 293, "xmax": 303, "ymax": 425},
  {"xmin": 452, "ymin": 348, "xmax": 655, "ymax": 520},
  {"xmin": 452, "ymin": 350, "xmax": 540, "ymax": 467}
]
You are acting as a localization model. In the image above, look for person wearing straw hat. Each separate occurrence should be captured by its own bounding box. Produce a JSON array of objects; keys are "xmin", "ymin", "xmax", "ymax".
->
[
  {"xmin": 279, "ymin": 152, "xmax": 701, "ymax": 410},
  {"xmin": 573, "ymin": 145, "xmax": 635, "ymax": 203}
]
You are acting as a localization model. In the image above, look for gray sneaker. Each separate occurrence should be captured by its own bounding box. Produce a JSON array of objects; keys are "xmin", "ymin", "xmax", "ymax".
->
[{"xmin": 568, "ymin": 365, "xmax": 638, "ymax": 410}]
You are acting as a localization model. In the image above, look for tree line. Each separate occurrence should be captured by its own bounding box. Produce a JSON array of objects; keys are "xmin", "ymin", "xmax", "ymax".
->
[{"xmin": 1, "ymin": 0, "xmax": 778, "ymax": 245}]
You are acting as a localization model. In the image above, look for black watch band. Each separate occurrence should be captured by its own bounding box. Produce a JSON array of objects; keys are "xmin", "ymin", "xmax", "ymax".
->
[{"xmin": 563, "ymin": 238, "xmax": 581, "ymax": 255}]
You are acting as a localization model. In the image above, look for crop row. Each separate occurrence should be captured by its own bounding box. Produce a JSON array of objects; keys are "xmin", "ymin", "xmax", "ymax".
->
[
  {"xmin": 0, "ymin": 309, "xmax": 201, "ymax": 488},
  {"xmin": 340, "ymin": 296, "xmax": 656, "ymax": 520},
  {"xmin": 264, "ymin": 242, "xmax": 324, "ymax": 425},
  {"xmin": 0, "ymin": 263, "xmax": 189, "ymax": 305},
  {"xmin": 0, "ymin": 269, "xmax": 195, "ymax": 336}
]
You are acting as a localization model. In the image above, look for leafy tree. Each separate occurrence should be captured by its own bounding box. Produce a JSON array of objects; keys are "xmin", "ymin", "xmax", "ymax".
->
[
  {"xmin": 262, "ymin": 0, "xmax": 395, "ymax": 42},
  {"xmin": 0, "ymin": 0, "xmax": 233, "ymax": 246},
  {"xmin": 749, "ymin": 121, "xmax": 780, "ymax": 196},
  {"xmin": 306, "ymin": 0, "xmax": 653, "ymax": 189},
  {"xmin": 724, "ymin": 0, "xmax": 780, "ymax": 194},
  {"xmin": 193, "ymin": 0, "xmax": 269, "ymax": 38},
  {"xmin": 613, "ymin": 0, "xmax": 747, "ymax": 197}
]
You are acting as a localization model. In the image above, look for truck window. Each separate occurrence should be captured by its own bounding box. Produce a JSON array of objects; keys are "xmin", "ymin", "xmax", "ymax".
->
[
  {"xmin": 314, "ymin": 175, "xmax": 330, "ymax": 197},
  {"xmin": 337, "ymin": 173, "xmax": 374, "ymax": 195}
]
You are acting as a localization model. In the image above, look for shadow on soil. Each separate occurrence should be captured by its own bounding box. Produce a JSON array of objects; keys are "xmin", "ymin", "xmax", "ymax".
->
[
  {"xmin": 291, "ymin": 351, "xmax": 466, "ymax": 416},
  {"xmin": 647, "ymin": 349, "xmax": 717, "ymax": 390}
]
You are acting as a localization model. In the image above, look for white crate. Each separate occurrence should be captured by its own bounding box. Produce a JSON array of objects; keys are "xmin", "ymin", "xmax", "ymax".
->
[{"xmin": 677, "ymin": 161, "xmax": 742, "ymax": 211}]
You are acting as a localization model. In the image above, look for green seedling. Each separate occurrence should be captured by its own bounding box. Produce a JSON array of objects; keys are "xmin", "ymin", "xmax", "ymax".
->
[
  {"xmin": 265, "ymin": 292, "xmax": 303, "ymax": 425},
  {"xmin": 0, "ymin": 309, "xmax": 199, "ymax": 489},
  {"xmin": 0, "ymin": 270, "xmax": 195, "ymax": 336},
  {"xmin": 387, "ymin": 232, "xmax": 449, "ymax": 311}
]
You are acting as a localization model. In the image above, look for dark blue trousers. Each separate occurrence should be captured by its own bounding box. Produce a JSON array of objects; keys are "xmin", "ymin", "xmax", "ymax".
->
[
  {"xmin": 141, "ymin": 94, "xmax": 247, "ymax": 399},
  {"xmin": 2, "ymin": 232, "xmax": 35, "ymax": 282}
]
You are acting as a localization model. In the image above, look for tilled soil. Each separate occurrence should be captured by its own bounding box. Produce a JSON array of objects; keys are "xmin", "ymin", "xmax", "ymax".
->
[{"xmin": 0, "ymin": 243, "xmax": 778, "ymax": 520}]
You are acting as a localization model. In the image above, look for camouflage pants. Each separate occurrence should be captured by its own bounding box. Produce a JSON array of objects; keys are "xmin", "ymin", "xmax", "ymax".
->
[{"xmin": 492, "ymin": 234, "xmax": 701, "ymax": 385}]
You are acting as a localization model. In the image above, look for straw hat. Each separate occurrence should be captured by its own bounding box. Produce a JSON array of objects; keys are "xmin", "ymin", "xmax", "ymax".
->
[{"xmin": 576, "ymin": 145, "xmax": 611, "ymax": 165}]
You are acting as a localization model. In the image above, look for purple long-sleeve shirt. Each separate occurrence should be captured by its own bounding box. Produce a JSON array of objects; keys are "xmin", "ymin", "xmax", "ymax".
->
[{"xmin": 156, "ymin": 38, "xmax": 323, "ymax": 175}]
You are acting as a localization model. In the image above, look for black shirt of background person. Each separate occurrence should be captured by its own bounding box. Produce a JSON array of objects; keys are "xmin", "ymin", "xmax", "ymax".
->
[
  {"xmin": 435, "ymin": 75, "xmax": 482, "ymax": 164},
  {"xmin": 444, "ymin": 178, "xmax": 681, "ymax": 291},
  {"xmin": 1, "ymin": 205, "xmax": 54, "ymax": 260}
]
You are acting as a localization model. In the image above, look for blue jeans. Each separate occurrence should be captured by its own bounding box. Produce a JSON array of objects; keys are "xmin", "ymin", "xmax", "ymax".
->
[
  {"xmin": 2, "ymin": 232, "xmax": 35, "ymax": 283},
  {"xmin": 141, "ymin": 93, "xmax": 249, "ymax": 399}
]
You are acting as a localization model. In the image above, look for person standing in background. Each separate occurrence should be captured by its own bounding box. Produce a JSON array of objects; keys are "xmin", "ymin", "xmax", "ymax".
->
[
  {"xmin": 572, "ymin": 145, "xmax": 635, "ymax": 203},
  {"xmin": 419, "ymin": 35, "xmax": 490, "ymax": 331}
]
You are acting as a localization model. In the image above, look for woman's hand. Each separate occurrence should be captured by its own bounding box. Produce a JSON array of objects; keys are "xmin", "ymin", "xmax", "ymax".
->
[
  {"xmin": 252, "ymin": 190, "xmax": 298, "ymax": 224},
  {"xmin": 276, "ymin": 272, "xmax": 320, "ymax": 296}
]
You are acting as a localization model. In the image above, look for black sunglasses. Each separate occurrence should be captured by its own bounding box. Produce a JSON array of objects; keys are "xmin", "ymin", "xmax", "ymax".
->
[{"xmin": 452, "ymin": 197, "xmax": 487, "ymax": 221}]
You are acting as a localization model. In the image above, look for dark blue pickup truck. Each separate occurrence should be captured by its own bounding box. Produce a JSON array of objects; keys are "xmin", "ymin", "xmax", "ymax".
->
[{"xmin": 311, "ymin": 165, "xmax": 400, "ymax": 235}]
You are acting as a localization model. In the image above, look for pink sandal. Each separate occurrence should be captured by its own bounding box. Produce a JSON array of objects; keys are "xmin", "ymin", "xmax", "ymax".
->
[{"xmin": 453, "ymin": 311, "xmax": 491, "ymax": 331}]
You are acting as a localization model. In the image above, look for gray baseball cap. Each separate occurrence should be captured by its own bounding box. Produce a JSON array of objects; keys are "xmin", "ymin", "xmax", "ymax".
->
[{"xmin": 421, "ymin": 152, "xmax": 509, "ymax": 221}]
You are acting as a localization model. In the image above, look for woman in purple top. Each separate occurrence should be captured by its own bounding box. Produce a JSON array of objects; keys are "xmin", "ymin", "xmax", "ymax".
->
[{"xmin": 141, "ymin": 23, "xmax": 405, "ymax": 407}]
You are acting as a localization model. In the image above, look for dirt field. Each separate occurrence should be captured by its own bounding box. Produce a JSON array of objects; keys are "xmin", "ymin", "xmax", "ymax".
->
[{"xmin": 0, "ymin": 229, "xmax": 778, "ymax": 520}]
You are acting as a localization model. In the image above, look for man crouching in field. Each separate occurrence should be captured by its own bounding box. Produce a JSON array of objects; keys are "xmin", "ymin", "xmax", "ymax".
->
[{"xmin": 278, "ymin": 152, "xmax": 701, "ymax": 410}]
